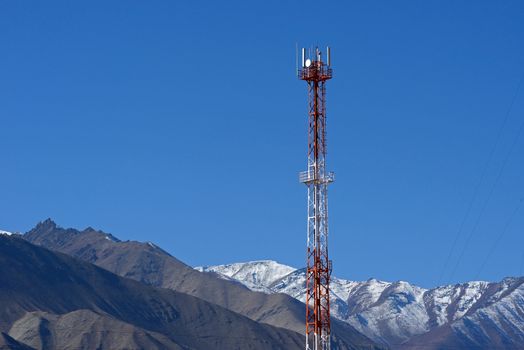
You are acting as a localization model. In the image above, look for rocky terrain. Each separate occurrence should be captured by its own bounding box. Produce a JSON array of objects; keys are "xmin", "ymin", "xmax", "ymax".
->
[{"xmin": 0, "ymin": 234, "xmax": 307, "ymax": 350}]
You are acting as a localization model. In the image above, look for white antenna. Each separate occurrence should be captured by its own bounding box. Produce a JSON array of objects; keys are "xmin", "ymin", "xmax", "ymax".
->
[
  {"xmin": 296, "ymin": 43, "xmax": 299, "ymax": 76},
  {"xmin": 302, "ymin": 47, "xmax": 306, "ymax": 67}
]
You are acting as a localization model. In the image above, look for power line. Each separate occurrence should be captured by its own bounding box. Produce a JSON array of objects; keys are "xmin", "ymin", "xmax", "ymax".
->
[
  {"xmin": 449, "ymin": 110, "xmax": 524, "ymax": 282},
  {"xmin": 474, "ymin": 198, "xmax": 523, "ymax": 279},
  {"xmin": 437, "ymin": 72, "xmax": 524, "ymax": 285}
]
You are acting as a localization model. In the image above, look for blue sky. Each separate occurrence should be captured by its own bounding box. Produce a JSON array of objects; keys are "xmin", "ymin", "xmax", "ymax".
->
[{"xmin": 1, "ymin": 1, "xmax": 523, "ymax": 288}]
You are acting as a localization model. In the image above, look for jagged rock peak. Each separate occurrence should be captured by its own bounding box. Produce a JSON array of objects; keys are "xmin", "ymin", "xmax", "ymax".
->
[{"xmin": 35, "ymin": 218, "xmax": 58, "ymax": 230}]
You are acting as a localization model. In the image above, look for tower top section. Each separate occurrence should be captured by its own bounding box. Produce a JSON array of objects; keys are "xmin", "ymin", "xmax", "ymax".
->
[{"xmin": 299, "ymin": 46, "xmax": 333, "ymax": 82}]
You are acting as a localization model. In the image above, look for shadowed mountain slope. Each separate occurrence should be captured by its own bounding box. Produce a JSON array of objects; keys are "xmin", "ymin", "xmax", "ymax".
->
[
  {"xmin": 23, "ymin": 219, "xmax": 382, "ymax": 350},
  {"xmin": 0, "ymin": 333, "xmax": 35, "ymax": 350},
  {"xmin": 0, "ymin": 234, "xmax": 308, "ymax": 350}
]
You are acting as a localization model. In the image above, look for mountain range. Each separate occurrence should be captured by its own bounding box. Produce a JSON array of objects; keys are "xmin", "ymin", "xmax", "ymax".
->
[
  {"xmin": 0, "ymin": 233, "xmax": 308, "ymax": 349},
  {"xmin": 1, "ymin": 219, "xmax": 523, "ymax": 349},
  {"xmin": 197, "ymin": 260, "xmax": 524, "ymax": 349},
  {"xmin": 10, "ymin": 219, "xmax": 380, "ymax": 350}
]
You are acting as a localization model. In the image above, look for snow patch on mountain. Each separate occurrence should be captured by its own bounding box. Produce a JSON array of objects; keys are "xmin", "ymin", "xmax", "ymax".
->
[
  {"xmin": 449, "ymin": 279, "xmax": 524, "ymax": 347},
  {"xmin": 196, "ymin": 260, "xmax": 296, "ymax": 293},
  {"xmin": 0, "ymin": 230, "xmax": 13, "ymax": 236},
  {"xmin": 346, "ymin": 280, "xmax": 429, "ymax": 344}
]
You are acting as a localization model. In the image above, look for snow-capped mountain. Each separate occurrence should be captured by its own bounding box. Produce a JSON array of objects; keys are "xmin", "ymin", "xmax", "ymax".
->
[
  {"xmin": 195, "ymin": 260, "xmax": 295, "ymax": 293},
  {"xmin": 196, "ymin": 261, "xmax": 524, "ymax": 348},
  {"xmin": 0, "ymin": 230, "xmax": 13, "ymax": 235}
]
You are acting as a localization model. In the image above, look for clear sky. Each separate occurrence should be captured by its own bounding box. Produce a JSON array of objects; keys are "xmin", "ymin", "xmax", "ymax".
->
[{"xmin": 1, "ymin": 1, "xmax": 524, "ymax": 288}]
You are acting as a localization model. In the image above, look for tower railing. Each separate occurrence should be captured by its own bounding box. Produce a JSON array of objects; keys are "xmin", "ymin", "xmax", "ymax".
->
[
  {"xmin": 298, "ymin": 171, "xmax": 335, "ymax": 184},
  {"xmin": 299, "ymin": 65, "xmax": 333, "ymax": 81}
]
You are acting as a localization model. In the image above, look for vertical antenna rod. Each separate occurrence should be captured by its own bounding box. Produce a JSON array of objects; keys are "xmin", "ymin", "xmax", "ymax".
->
[{"xmin": 298, "ymin": 46, "xmax": 334, "ymax": 350}]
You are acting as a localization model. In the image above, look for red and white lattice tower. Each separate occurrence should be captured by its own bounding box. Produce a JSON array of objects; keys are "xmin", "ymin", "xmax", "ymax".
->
[{"xmin": 298, "ymin": 46, "xmax": 334, "ymax": 350}]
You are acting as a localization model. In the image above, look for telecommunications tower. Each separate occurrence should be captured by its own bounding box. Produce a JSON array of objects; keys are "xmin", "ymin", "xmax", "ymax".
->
[{"xmin": 298, "ymin": 46, "xmax": 334, "ymax": 350}]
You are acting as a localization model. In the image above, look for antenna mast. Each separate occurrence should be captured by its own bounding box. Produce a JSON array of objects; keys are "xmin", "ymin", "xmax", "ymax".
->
[{"xmin": 298, "ymin": 46, "xmax": 334, "ymax": 350}]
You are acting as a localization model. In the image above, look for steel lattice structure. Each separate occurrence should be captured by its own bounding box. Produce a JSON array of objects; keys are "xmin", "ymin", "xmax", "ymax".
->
[{"xmin": 298, "ymin": 47, "xmax": 333, "ymax": 350}]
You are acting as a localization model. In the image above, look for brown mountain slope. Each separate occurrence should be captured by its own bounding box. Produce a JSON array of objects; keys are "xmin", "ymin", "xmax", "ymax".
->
[
  {"xmin": 8, "ymin": 310, "xmax": 183, "ymax": 350},
  {"xmin": 0, "ymin": 234, "xmax": 305, "ymax": 350},
  {"xmin": 24, "ymin": 219, "xmax": 383, "ymax": 350}
]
